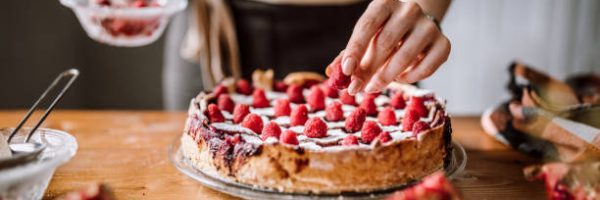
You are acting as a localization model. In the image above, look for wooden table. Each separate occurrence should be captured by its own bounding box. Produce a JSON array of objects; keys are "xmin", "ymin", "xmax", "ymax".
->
[{"xmin": 0, "ymin": 111, "xmax": 546, "ymax": 199}]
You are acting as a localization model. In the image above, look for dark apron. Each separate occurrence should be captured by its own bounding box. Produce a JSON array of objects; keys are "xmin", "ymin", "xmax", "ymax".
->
[{"xmin": 228, "ymin": 0, "xmax": 369, "ymax": 79}]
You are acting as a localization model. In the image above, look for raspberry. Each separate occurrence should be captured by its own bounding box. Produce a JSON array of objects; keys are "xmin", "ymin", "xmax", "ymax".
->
[
  {"xmin": 359, "ymin": 95, "xmax": 377, "ymax": 116},
  {"xmin": 225, "ymin": 134, "xmax": 241, "ymax": 144},
  {"xmin": 377, "ymin": 107, "xmax": 397, "ymax": 126},
  {"xmin": 303, "ymin": 79, "xmax": 321, "ymax": 88},
  {"xmin": 252, "ymin": 88, "xmax": 270, "ymax": 108},
  {"xmin": 96, "ymin": 0, "xmax": 111, "ymax": 6},
  {"xmin": 217, "ymin": 94, "xmax": 235, "ymax": 113},
  {"xmin": 341, "ymin": 135, "xmax": 359, "ymax": 146},
  {"xmin": 408, "ymin": 96, "xmax": 429, "ymax": 118},
  {"xmin": 232, "ymin": 104, "xmax": 250, "ymax": 124},
  {"xmin": 339, "ymin": 89, "xmax": 357, "ymax": 106},
  {"xmin": 241, "ymin": 113, "xmax": 263, "ymax": 134},
  {"xmin": 273, "ymin": 80, "xmax": 288, "ymax": 92},
  {"xmin": 325, "ymin": 101, "xmax": 344, "ymax": 122},
  {"xmin": 412, "ymin": 121, "xmax": 430, "ymax": 137},
  {"xmin": 321, "ymin": 82, "xmax": 339, "ymax": 98},
  {"xmin": 402, "ymin": 109, "xmax": 420, "ymax": 132},
  {"xmin": 304, "ymin": 117, "xmax": 328, "ymax": 138},
  {"xmin": 391, "ymin": 91, "xmax": 406, "ymax": 109},
  {"xmin": 365, "ymin": 92, "xmax": 380, "ymax": 99},
  {"xmin": 378, "ymin": 131, "xmax": 392, "ymax": 143},
  {"xmin": 328, "ymin": 61, "xmax": 351, "ymax": 89},
  {"xmin": 287, "ymin": 84, "xmax": 305, "ymax": 103},
  {"xmin": 235, "ymin": 79, "xmax": 253, "ymax": 95},
  {"xmin": 290, "ymin": 104, "xmax": 309, "ymax": 126},
  {"xmin": 261, "ymin": 121, "xmax": 282, "ymax": 141},
  {"xmin": 274, "ymin": 98, "xmax": 291, "ymax": 117},
  {"xmin": 307, "ymin": 85, "xmax": 325, "ymax": 111},
  {"xmin": 280, "ymin": 130, "xmax": 299, "ymax": 145},
  {"xmin": 206, "ymin": 104, "xmax": 225, "ymax": 123},
  {"xmin": 361, "ymin": 121, "xmax": 382, "ymax": 144},
  {"xmin": 345, "ymin": 108, "xmax": 367, "ymax": 132},
  {"xmin": 132, "ymin": 0, "xmax": 147, "ymax": 7},
  {"xmin": 212, "ymin": 85, "xmax": 228, "ymax": 98}
]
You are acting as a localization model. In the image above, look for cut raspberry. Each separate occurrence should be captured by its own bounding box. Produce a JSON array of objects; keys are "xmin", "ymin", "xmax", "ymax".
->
[
  {"xmin": 378, "ymin": 131, "xmax": 392, "ymax": 143},
  {"xmin": 328, "ymin": 61, "xmax": 351, "ymax": 89},
  {"xmin": 212, "ymin": 85, "xmax": 228, "ymax": 98},
  {"xmin": 232, "ymin": 104, "xmax": 250, "ymax": 124},
  {"xmin": 235, "ymin": 79, "xmax": 253, "ymax": 95},
  {"xmin": 252, "ymin": 88, "xmax": 270, "ymax": 108},
  {"xmin": 241, "ymin": 113, "xmax": 263, "ymax": 134},
  {"xmin": 304, "ymin": 117, "xmax": 328, "ymax": 138},
  {"xmin": 391, "ymin": 91, "xmax": 406, "ymax": 109},
  {"xmin": 345, "ymin": 108, "xmax": 367, "ymax": 133},
  {"xmin": 408, "ymin": 96, "xmax": 429, "ymax": 118},
  {"xmin": 360, "ymin": 95, "xmax": 378, "ymax": 116},
  {"xmin": 261, "ymin": 121, "xmax": 282, "ymax": 141},
  {"xmin": 402, "ymin": 110, "xmax": 420, "ymax": 132},
  {"xmin": 290, "ymin": 104, "xmax": 309, "ymax": 126},
  {"xmin": 280, "ymin": 130, "xmax": 299, "ymax": 145},
  {"xmin": 273, "ymin": 80, "xmax": 288, "ymax": 92},
  {"xmin": 341, "ymin": 135, "xmax": 359, "ymax": 146},
  {"xmin": 307, "ymin": 85, "xmax": 325, "ymax": 111},
  {"xmin": 361, "ymin": 121, "xmax": 382, "ymax": 144},
  {"xmin": 412, "ymin": 121, "xmax": 430, "ymax": 137},
  {"xmin": 377, "ymin": 107, "xmax": 397, "ymax": 126},
  {"xmin": 206, "ymin": 104, "xmax": 225, "ymax": 123},
  {"xmin": 217, "ymin": 94, "xmax": 235, "ymax": 113},
  {"xmin": 321, "ymin": 82, "xmax": 339, "ymax": 98},
  {"xmin": 325, "ymin": 101, "xmax": 344, "ymax": 122},
  {"xmin": 287, "ymin": 84, "xmax": 305, "ymax": 103},
  {"xmin": 339, "ymin": 89, "xmax": 357, "ymax": 106},
  {"xmin": 274, "ymin": 98, "xmax": 292, "ymax": 117}
]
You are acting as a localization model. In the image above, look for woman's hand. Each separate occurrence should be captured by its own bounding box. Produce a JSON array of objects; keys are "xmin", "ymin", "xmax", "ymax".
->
[{"xmin": 331, "ymin": 0, "xmax": 451, "ymax": 95}]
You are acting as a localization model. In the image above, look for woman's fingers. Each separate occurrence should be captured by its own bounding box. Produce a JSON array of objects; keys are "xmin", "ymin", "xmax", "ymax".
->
[
  {"xmin": 364, "ymin": 2, "xmax": 422, "ymax": 75},
  {"xmin": 395, "ymin": 36, "xmax": 451, "ymax": 83},
  {"xmin": 342, "ymin": 0, "xmax": 392, "ymax": 76},
  {"xmin": 364, "ymin": 18, "xmax": 439, "ymax": 93}
]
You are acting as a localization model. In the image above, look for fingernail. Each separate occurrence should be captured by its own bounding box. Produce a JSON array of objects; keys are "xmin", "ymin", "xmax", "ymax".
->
[
  {"xmin": 342, "ymin": 57, "xmax": 356, "ymax": 76},
  {"xmin": 348, "ymin": 79, "xmax": 363, "ymax": 95},
  {"xmin": 364, "ymin": 82, "xmax": 380, "ymax": 93}
]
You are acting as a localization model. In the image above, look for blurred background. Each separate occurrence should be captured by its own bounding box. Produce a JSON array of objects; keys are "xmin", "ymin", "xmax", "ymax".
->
[{"xmin": 0, "ymin": 0, "xmax": 598, "ymax": 114}]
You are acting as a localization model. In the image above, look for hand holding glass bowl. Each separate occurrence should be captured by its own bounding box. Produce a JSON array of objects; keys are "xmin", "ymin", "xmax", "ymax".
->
[{"xmin": 60, "ymin": 0, "xmax": 187, "ymax": 47}]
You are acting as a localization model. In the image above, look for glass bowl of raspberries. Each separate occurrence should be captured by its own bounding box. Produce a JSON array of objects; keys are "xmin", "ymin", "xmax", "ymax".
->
[{"xmin": 60, "ymin": 0, "xmax": 187, "ymax": 47}]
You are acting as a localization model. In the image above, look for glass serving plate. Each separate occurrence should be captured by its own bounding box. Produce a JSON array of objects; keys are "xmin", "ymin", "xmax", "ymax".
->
[{"xmin": 168, "ymin": 137, "xmax": 467, "ymax": 200}]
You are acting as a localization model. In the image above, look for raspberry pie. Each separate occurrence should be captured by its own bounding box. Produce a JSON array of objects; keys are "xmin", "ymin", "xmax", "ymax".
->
[{"xmin": 180, "ymin": 71, "xmax": 453, "ymax": 194}]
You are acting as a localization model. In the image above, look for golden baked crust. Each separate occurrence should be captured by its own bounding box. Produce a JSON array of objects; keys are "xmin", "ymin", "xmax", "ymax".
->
[{"xmin": 180, "ymin": 73, "xmax": 452, "ymax": 194}]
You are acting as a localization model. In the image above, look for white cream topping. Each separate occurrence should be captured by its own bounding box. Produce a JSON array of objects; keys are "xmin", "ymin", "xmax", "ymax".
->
[{"xmin": 202, "ymin": 86, "xmax": 443, "ymax": 151}]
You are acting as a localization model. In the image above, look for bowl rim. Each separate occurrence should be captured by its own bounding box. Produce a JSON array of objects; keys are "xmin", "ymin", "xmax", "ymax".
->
[
  {"xmin": 59, "ymin": 0, "xmax": 188, "ymax": 16},
  {"xmin": 0, "ymin": 127, "xmax": 78, "ymax": 185}
]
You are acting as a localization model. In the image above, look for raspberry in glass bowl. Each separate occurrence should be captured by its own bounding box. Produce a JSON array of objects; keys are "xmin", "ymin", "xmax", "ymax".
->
[{"xmin": 60, "ymin": 0, "xmax": 187, "ymax": 47}]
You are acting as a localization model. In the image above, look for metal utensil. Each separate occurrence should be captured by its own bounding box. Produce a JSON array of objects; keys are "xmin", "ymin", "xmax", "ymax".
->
[{"xmin": 0, "ymin": 69, "xmax": 79, "ymax": 169}]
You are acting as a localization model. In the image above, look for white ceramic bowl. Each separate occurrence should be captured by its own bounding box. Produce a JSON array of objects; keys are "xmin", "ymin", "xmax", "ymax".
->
[
  {"xmin": 0, "ymin": 128, "xmax": 78, "ymax": 200},
  {"xmin": 60, "ymin": 0, "xmax": 187, "ymax": 47}
]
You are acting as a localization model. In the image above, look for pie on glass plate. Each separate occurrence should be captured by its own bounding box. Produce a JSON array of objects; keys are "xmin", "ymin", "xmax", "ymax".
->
[{"xmin": 180, "ymin": 70, "xmax": 453, "ymax": 194}]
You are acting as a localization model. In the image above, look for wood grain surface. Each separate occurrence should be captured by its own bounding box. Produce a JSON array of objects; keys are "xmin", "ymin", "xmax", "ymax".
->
[{"xmin": 0, "ymin": 111, "xmax": 546, "ymax": 199}]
